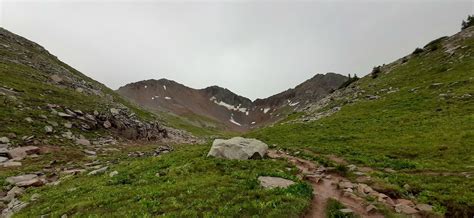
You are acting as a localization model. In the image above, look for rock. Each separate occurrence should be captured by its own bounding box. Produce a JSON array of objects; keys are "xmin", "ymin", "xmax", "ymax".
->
[
  {"xmin": 7, "ymin": 146, "xmax": 40, "ymax": 159},
  {"xmin": 83, "ymin": 150, "xmax": 96, "ymax": 156},
  {"xmin": 109, "ymin": 171, "xmax": 118, "ymax": 177},
  {"xmin": 0, "ymin": 137, "xmax": 10, "ymax": 144},
  {"xmin": 110, "ymin": 108, "xmax": 120, "ymax": 116},
  {"xmin": 395, "ymin": 204, "xmax": 418, "ymax": 214},
  {"xmin": 397, "ymin": 199, "xmax": 415, "ymax": 207},
  {"xmin": 384, "ymin": 168, "xmax": 396, "ymax": 173},
  {"xmin": 50, "ymin": 74, "xmax": 63, "ymax": 83},
  {"xmin": 57, "ymin": 112, "xmax": 73, "ymax": 118},
  {"xmin": 6, "ymin": 174, "xmax": 37, "ymax": 185},
  {"xmin": 64, "ymin": 122, "xmax": 73, "ymax": 128},
  {"xmin": 16, "ymin": 178, "xmax": 44, "ymax": 187},
  {"xmin": 44, "ymin": 126, "xmax": 53, "ymax": 133},
  {"xmin": 93, "ymin": 110, "xmax": 99, "ymax": 116},
  {"xmin": 429, "ymin": 83, "xmax": 443, "ymax": 88},
  {"xmin": 347, "ymin": 164, "xmax": 357, "ymax": 171},
  {"xmin": 207, "ymin": 137, "xmax": 268, "ymax": 160},
  {"xmin": 0, "ymin": 157, "xmax": 8, "ymax": 163},
  {"xmin": 103, "ymin": 120, "xmax": 112, "ymax": 129},
  {"xmin": 2, "ymin": 161, "xmax": 22, "ymax": 167},
  {"xmin": 339, "ymin": 208, "xmax": 354, "ymax": 214},
  {"xmin": 75, "ymin": 138, "xmax": 91, "ymax": 146},
  {"xmin": 416, "ymin": 204, "xmax": 433, "ymax": 212},
  {"xmin": 88, "ymin": 166, "xmax": 108, "ymax": 175},
  {"xmin": 1, "ymin": 198, "xmax": 28, "ymax": 217},
  {"xmin": 85, "ymin": 114, "xmax": 95, "ymax": 121},
  {"xmin": 24, "ymin": 117, "xmax": 33, "ymax": 123},
  {"xmin": 76, "ymin": 87, "xmax": 84, "ymax": 93},
  {"xmin": 366, "ymin": 204, "xmax": 377, "ymax": 213},
  {"xmin": 258, "ymin": 176, "xmax": 295, "ymax": 189},
  {"xmin": 30, "ymin": 193, "xmax": 41, "ymax": 201},
  {"xmin": 61, "ymin": 169, "xmax": 86, "ymax": 175},
  {"xmin": 339, "ymin": 181, "xmax": 354, "ymax": 189}
]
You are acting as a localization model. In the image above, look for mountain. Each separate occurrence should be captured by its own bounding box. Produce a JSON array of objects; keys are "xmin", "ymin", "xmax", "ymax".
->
[
  {"xmin": 117, "ymin": 73, "xmax": 348, "ymax": 131},
  {"xmin": 0, "ymin": 27, "xmax": 197, "ymax": 149},
  {"xmin": 248, "ymin": 26, "xmax": 474, "ymax": 216}
]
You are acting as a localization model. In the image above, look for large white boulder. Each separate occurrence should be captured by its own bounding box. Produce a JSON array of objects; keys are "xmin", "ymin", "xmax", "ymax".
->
[{"xmin": 207, "ymin": 137, "xmax": 268, "ymax": 160}]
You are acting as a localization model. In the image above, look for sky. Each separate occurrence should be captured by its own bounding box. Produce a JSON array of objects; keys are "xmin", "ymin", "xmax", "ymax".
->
[{"xmin": 1, "ymin": 0, "xmax": 472, "ymax": 100}]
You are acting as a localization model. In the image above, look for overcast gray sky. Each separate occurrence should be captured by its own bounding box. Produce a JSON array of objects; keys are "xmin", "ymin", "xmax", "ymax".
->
[{"xmin": 1, "ymin": 0, "xmax": 472, "ymax": 100}]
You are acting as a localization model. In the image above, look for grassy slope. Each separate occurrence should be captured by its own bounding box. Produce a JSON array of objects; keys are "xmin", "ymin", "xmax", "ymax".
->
[
  {"xmin": 248, "ymin": 34, "xmax": 474, "ymax": 215},
  {"xmin": 15, "ymin": 144, "xmax": 312, "ymax": 217},
  {"xmin": 0, "ymin": 33, "xmax": 157, "ymax": 142}
]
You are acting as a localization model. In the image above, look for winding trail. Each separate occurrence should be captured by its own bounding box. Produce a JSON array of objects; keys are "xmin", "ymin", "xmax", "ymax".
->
[{"xmin": 267, "ymin": 150, "xmax": 385, "ymax": 218}]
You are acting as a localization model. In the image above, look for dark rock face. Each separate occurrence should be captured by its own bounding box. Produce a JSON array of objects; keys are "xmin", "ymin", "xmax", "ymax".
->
[{"xmin": 117, "ymin": 73, "xmax": 348, "ymax": 131}]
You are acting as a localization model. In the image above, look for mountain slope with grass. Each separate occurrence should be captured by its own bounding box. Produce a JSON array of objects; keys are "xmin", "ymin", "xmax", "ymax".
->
[{"xmin": 248, "ymin": 26, "xmax": 474, "ymax": 216}]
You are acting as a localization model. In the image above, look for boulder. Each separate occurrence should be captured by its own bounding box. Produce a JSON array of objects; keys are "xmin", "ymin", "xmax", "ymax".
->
[
  {"xmin": 44, "ymin": 126, "xmax": 53, "ymax": 133},
  {"xmin": 6, "ymin": 174, "xmax": 37, "ymax": 185},
  {"xmin": 207, "ymin": 137, "xmax": 268, "ymax": 160},
  {"xmin": 416, "ymin": 204, "xmax": 433, "ymax": 213},
  {"xmin": 7, "ymin": 146, "xmax": 40, "ymax": 159},
  {"xmin": 103, "ymin": 120, "xmax": 112, "ymax": 129},
  {"xmin": 258, "ymin": 176, "xmax": 295, "ymax": 189}
]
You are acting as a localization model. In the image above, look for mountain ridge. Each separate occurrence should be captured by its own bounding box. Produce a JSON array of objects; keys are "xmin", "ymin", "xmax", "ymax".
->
[{"xmin": 117, "ymin": 72, "xmax": 348, "ymax": 131}]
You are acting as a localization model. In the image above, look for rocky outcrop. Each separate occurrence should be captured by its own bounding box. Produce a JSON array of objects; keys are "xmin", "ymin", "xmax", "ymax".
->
[{"xmin": 207, "ymin": 137, "xmax": 268, "ymax": 160}]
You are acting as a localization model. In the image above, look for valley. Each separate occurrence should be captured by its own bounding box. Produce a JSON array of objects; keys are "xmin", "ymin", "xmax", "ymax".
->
[{"xmin": 0, "ymin": 19, "xmax": 473, "ymax": 218}]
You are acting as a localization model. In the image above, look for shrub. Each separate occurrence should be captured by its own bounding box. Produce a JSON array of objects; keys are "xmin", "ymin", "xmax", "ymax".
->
[
  {"xmin": 412, "ymin": 47, "xmax": 424, "ymax": 55},
  {"xmin": 371, "ymin": 66, "xmax": 382, "ymax": 79},
  {"xmin": 461, "ymin": 15, "xmax": 474, "ymax": 30}
]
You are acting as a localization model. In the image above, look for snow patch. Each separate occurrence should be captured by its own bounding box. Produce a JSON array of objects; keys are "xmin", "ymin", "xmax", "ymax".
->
[
  {"xmin": 289, "ymin": 102, "xmax": 299, "ymax": 106},
  {"xmin": 246, "ymin": 111, "xmax": 249, "ymax": 116},
  {"xmin": 144, "ymin": 85, "xmax": 148, "ymax": 89},
  {"xmin": 251, "ymin": 121, "xmax": 256, "ymax": 125},
  {"xmin": 165, "ymin": 96, "xmax": 172, "ymax": 100},
  {"xmin": 263, "ymin": 108, "xmax": 271, "ymax": 114},
  {"xmin": 229, "ymin": 115, "xmax": 241, "ymax": 126},
  {"xmin": 210, "ymin": 96, "xmax": 248, "ymax": 113},
  {"xmin": 163, "ymin": 85, "xmax": 167, "ymax": 90}
]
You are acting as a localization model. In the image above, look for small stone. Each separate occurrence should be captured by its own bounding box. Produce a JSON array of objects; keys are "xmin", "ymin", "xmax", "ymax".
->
[
  {"xmin": 110, "ymin": 108, "xmax": 120, "ymax": 116},
  {"xmin": 366, "ymin": 204, "xmax": 377, "ymax": 213},
  {"xmin": 416, "ymin": 204, "xmax": 433, "ymax": 212},
  {"xmin": 76, "ymin": 87, "xmax": 84, "ymax": 93},
  {"xmin": 109, "ymin": 171, "xmax": 118, "ymax": 177},
  {"xmin": 24, "ymin": 117, "xmax": 33, "ymax": 123},
  {"xmin": 88, "ymin": 166, "xmax": 108, "ymax": 175},
  {"xmin": 50, "ymin": 74, "xmax": 63, "ymax": 83},
  {"xmin": 347, "ymin": 164, "xmax": 357, "ymax": 171},
  {"xmin": 339, "ymin": 208, "xmax": 354, "ymax": 214},
  {"xmin": 30, "ymin": 193, "xmax": 41, "ymax": 201},
  {"xmin": 395, "ymin": 204, "xmax": 418, "ymax": 214},
  {"xmin": 83, "ymin": 150, "xmax": 96, "ymax": 156},
  {"xmin": 0, "ymin": 137, "xmax": 9, "ymax": 144},
  {"xmin": 258, "ymin": 176, "xmax": 295, "ymax": 189},
  {"xmin": 75, "ymin": 138, "xmax": 91, "ymax": 146},
  {"xmin": 339, "ymin": 181, "xmax": 354, "ymax": 189},
  {"xmin": 64, "ymin": 122, "xmax": 73, "ymax": 128},
  {"xmin": 44, "ymin": 126, "xmax": 53, "ymax": 133},
  {"xmin": 93, "ymin": 110, "xmax": 99, "ymax": 116},
  {"xmin": 57, "ymin": 112, "xmax": 73, "ymax": 118},
  {"xmin": 384, "ymin": 168, "xmax": 396, "ymax": 173},
  {"xmin": 0, "ymin": 157, "xmax": 9, "ymax": 163},
  {"xmin": 103, "ymin": 120, "xmax": 112, "ymax": 129}
]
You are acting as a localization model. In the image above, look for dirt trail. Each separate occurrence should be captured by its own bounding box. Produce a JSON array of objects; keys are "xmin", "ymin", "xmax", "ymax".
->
[{"xmin": 268, "ymin": 150, "xmax": 385, "ymax": 218}]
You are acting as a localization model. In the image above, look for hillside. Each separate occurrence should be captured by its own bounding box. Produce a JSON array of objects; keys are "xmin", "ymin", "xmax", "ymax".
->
[
  {"xmin": 248, "ymin": 26, "xmax": 474, "ymax": 216},
  {"xmin": 117, "ymin": 73, "xmax": 347, "ymax": 132}
]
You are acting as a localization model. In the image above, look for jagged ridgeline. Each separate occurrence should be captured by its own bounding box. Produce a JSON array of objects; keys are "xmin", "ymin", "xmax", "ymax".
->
[{"xmin": 0, "ymin": 28, "xmax": 197, "ymax": 149}]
